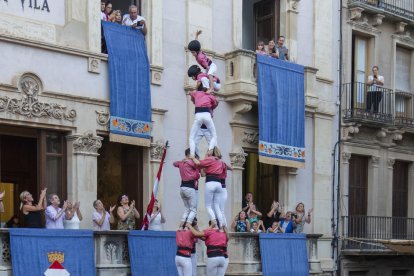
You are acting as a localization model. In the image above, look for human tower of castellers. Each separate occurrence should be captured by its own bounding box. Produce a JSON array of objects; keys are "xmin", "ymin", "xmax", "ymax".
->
[{"xmin": 173, "ymin": 30, "xmax": 231, "ymax": 276}]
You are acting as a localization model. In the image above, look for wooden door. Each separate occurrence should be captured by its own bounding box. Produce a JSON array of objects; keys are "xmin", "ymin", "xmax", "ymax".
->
[
  {"xmin": 254, "ymin": 0, "xmax": 280, "ymax": 45},
  {"xmin": 392, "ymin": 161, "xmax": 408, "ymax": 238}
]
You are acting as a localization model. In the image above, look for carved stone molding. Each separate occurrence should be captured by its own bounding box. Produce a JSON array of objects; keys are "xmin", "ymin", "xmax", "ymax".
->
[
  {"xmin": 88, "ymin": 57, "xmax": 100, "ymax": 74},
  {"xmin": 229, "ymin": 148, "xmax": 248, "ymax": 168},
  {"xmin": 342, "ymin": 123, "xmax": 361, "ymax": 140},
  {"xmin": 350, "ymin": 7, "xmax": 364, "ymax": 21},
  {"xmin": 342, "ymin": 152, "xmax": 352, "ymax": 163},
  {"xmin": 243, "ymin": 131, "xmax": 259, "ymax": 145},
  {"xmin": 371, "ymin": 156, "xmax": 380, "ymax": 165},
  {"xmin": 372, "ymin": 14, "xmax": 385, "ymax": 26},
  {"xmin": 288, "ymin": 0, "xmax": 300, "ymax": 13},
  {"xmin": 68, "ymin": 131, "xmax": 103, "ymax": 156},
  {"xmin": 376, "ymin": 129, "xmax": 387, "ymax": 138},
  {"xmin": 95, "ymin": 110, "xmax": 110, "ymax": 126},
  {"xmin": 395, "ymin": 21, "xmax": 408, "ymax": 34},
  {"xmin": 150, "ymin": 65, "xmax": 164, "ymax": 86},
  {"xmin": 104, "ymin": 241, "xmax": 120, "ymax": 263},
  {"xmin": 387, "ymin": 158, "xmax": 395, "ymax": 169},
  {"xmin": 287, "ymin": 167, "xmax": 298, "ymax": 175},
  {"xmin": 0, "ymin": 73, "xmax": 77, "ymax": 121},
  {"xmin": 150, "ymin": 140, "xmax": 166, "ymax": 161},
  {"xmin": 232, "ymin": 101, "xmax": 253, "ymax": 114}
]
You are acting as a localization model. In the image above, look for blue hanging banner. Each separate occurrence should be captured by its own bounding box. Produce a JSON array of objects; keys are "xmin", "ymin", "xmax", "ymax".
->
[
  {"xmin": 102, "ymin": 22, "xmax": 152, "ymax": 147},
  {"xmin": 259, "ymin": 233, "xmax": 309, "ymax": 276},
  {"xmin": 256, "ymin": 54, "xmax": 305, "ymax": 168},
  {"xmin": 9, "ymin": 228, "xmax": 96, "ymax": 276}
]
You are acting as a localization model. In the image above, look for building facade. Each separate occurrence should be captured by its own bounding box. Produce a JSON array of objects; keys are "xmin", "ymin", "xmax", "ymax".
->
[
  {"xmin": 340, "ymin": 0, "xmax": 414, "ymax": 275},
  {"xmin": 0, "ymin": 0, "xmax": 340, "ymax": 274}
]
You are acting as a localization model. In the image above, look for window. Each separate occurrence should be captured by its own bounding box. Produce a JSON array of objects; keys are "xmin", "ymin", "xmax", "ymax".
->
[
  {"xmin": 395, "ymin": 46, "xmax": 412, "ymax": 117},
  {"xmin": 348, "ymin": 155, "xmax": 368, "ymax": 216},
  {"xmin": 352, "ymin": 35, "xmax": 369, "ymax": 105}
]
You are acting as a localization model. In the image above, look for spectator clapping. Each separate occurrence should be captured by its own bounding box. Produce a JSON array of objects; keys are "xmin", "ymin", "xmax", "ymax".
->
[{"xmin": 231, "ymin": 211, "xmax": 250, "ymax": 232}]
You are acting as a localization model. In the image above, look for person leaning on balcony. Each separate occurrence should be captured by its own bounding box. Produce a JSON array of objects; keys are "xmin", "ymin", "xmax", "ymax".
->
[
  {"xmin": 20, "ymin": 188, "xmax": 46, "ymax": 228},
  {"xmin": 293, "ymin": 202, "xmax": 312, "ymax": 234},
  {"xmin": 231, "ymin": 211, "xmax": 250, "ymax": 232},
  {"xmin": 45, "ymin": 194, "xmax": 68, "ymax": 229},
  {"xmin": 266, "ymin": 200, "xmax": 281, "ymax": 229},
  {"xmin": 92, "ymin": 199, "xmax": 116, "ymax": 231},
  {"xmin": 276, "ymin": 36, "xmax": 289, "ymax": 61},
  {"xmin": 117, "ymin": 194, "xmax": 140, "ymax": 230},
  {"xmin": 122, "ymin": 5, "xmax": 147, "ymax": 36},
  {"xmin": 366, "ymin": 65, "xmax": 385, "ymax": 114},
  {"xmin": 278, "ymin": 210, "xmax": 295, "ymax": 233},
  {"xmin": 64, "ymin": 201, "xmax": 83, "ymax": 229},
  {"xmin": 267, "ymin": 39, "xmax": 279, "ymax": 58}
]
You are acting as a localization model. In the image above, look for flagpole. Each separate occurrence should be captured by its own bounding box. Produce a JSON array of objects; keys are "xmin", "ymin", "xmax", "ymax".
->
[{"xmin": 141, "ymin": 141, "xmax": 168, "ymax": 230}]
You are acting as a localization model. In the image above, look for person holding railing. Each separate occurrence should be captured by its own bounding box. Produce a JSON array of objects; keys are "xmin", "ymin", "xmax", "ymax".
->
[{"xmin": 366, "ymin": 65, "xmax": 385, "ymax": 114}]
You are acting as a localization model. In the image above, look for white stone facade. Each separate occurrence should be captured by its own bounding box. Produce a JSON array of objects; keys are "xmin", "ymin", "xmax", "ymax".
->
[{"xmin": 0, "ymin": 0, "xmax": 340, "ymax": 274}]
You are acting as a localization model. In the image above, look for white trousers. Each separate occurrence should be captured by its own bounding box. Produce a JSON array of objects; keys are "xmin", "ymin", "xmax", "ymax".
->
[
  {"xmin": 205, "ymin": 181, "xmax": 224, "ymax": 226},
  {"xmin": 200, "ymin": 77, "xmax": 221, "ymax": 92},
  {"xmin": 180, "ymin": 187, "xmax": 197, "ymax": 223},
  {"xmin": 218, "ymin": 187, "xmax": 228, "ymax": 227},
  {"xmin": 206, "ymin": 256, "xmax": 227, "ymax": 276},
  {"xmin": 194, "ymin": 127, "xmax": 213, "ymax": 156},
  {"xmin": 176, "ymin": 256, "xmax": 193, "ymax": 276},
  {"xmin": 191, "ymin": 253, "xmax": 197, "ymax": 276},
  {"xmin": 207, "ymin": 62, "xmax": 217, "ymax": 76},
  {"xmin": 189, "ymin": 112, "xmax": 217, "ymax": 156}
]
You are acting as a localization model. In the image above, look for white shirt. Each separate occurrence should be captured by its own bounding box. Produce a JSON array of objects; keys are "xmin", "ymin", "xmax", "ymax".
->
[
  {"xmin": 92, "ymin": 211, "xmax": 111, "ymax": 231},
  {"xmin": 367, "ymin": 75, "xmax": 384, "ymax": 91},
  {"xmin": 64, "ymin": 212, "xmax": 81, "ymax": 229},
  {"xmin": 122, "ymin": 14, "xmax": 146, "ymax": 29},
  {"xmin": 148, "ymin": 212, "xmax": 163, "ymax": 231}
]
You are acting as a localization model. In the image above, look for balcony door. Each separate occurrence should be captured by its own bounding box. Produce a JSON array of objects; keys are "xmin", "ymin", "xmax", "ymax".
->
[
  {"xmin": 392, "ymin": 161, "xmax": 408, "ymax": 239},
  {"xmin": 395, "ymin": 47, "xmax": 412, "ymax": 119},
  {"xmin": 352, "ymin": 35, "xmax": 369, "ymax": 107},
  {"xmin": 254, "ymin": 0, "xmax": 280, "ymax": 46},
  {"xmin": 348, "ymin": 155, "xmax": 368, "ymax": 244}
]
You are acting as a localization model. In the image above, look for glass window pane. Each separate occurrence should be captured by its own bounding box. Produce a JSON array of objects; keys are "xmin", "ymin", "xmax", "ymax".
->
[
  {"xmin": 46, "ymin": 156, "xmax": 62, "ymax": 197},
  {"xmin": 46, "ymin": 133, "xmax": 62, "ymax": 154}
]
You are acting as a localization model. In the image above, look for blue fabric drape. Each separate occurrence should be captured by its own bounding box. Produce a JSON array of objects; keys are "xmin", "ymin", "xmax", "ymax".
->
[
  {"xmin": 9, "ymin": 229, "xmax": 95, "ymax": 276},
  {"xmin": 128, "ymin": 231, "xmax": 178, "ymax": 276},
  {"xmin": 259, "ymin": 233, "xmax": 309, "ymax": 276},
  {"xmin": 102, "ymin": 22, "xmax": 152, "ymax": 147},
  {"xmin": 256, "ymin": 54, "xmax": 305, "ymax": 168}
]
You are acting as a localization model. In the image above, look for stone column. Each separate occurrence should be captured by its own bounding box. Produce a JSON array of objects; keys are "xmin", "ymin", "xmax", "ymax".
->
[
  {"xmin": 232, "ymin": 0, "xmax": 243, "ymax": 49},
  {"xmin": 367, "ymin": 156, "xmax": 380, "ymax": 216},
  {"xmin": 66, "ymin": 131, "xmax": 103, "ymax": 229},
  {"xmin": 87, "ymin": 0, "xmax": 101, "ymax": 53},
  {"xmin": 229, "ymin": 149, "xmax": 248, "ymax": 220},
  {"xmin": 285, "ymin": 0, "xmax": 300, "ymax": 62},
  {"xmin": 279, "ymin": 167, "xmax": 297, "ymax": 212},
  {"xmin": 307, "ymin": 234, "xmax": 323, "ymax": 275},
  {"xmin": 340, "ymin": 152, "xmax": 351, "ymax": 238},
  {"xmin": 385, "ymin": 158, "xmax": 395, "ymax": 217},
  {"xmin": 148, "ymin": 141, "xmax": 166, "ymax": 204}
]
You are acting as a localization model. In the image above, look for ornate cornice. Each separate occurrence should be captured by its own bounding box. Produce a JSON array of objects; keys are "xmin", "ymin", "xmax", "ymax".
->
[
  {"xmin": 95, "ymin": 110, "xmax": 110, "ymax": 126},
  {"xmin": 67, "ymin": 131, "xmax": 103, "ymax": 156},
  {"xmin": 371, "ymin": 156, "xmax": 380, "ymax": 165},
  {"xmin": 229, "ymin": 148, "xmax": 248, "ymax": 168},
  {"xmin": 0, "ymin": 73, "xmax": 77, "ymax": 121}
]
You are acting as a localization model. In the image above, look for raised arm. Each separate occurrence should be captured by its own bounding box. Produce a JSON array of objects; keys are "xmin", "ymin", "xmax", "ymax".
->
[
  {"xmin": 187, "ymin": 223, "xmax": 205, "ymax": 237},
  {"xmin": 195, "ymin": 30, "xmax": 202, "ymax": 40}
]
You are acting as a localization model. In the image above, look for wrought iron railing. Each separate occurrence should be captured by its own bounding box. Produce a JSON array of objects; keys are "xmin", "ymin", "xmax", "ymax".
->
[
  {"xmin": 342, "ymin": 82, "xmax": 394, "ymax": 125},
  {"xmin": 394, "ymin": 89, "xmax": 414, "ymax": 126},
  {"xmin": 349, "ymin": 0, "xmax": 414, "ymax": 21},
  {"xmin": 342, "ymin": 216, "xmax": 414, "ymax": 250}
]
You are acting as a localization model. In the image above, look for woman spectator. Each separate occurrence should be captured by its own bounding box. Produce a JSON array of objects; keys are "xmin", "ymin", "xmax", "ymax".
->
[
  {"xmin": 20, "ymin": 188, "xmax": 47, "ymax": 228},
  {"xmin": 92, "ymin": 199, "xmax": 116, "ymax": 231},
  {"xmin": 293, "ymin": 202, "xmax": 312, "ymax": 233},
  {"xmin": 278, "ymin": 210, "xmax": 295, "ymax": 233},
  {"xmin": 149, "ymin": 199, "xmax": 166, "ymax": 231},
  {"xmin": 231, "ymin": 211, "xmax": 250, "ymax": 232},
  {"xmin": 6, "ymin": 215, "xmax": 20, "ymax": 228},
  {"xmin": 117, "ymin": 194, "xmax": 140, "ymax": 230},
  {"xmin": 64, "ymin": 201, "xmax": 83, "ymax": 229},
  {"xmin": 250, "ymin": 220, "xmax": 265, "ymax": 233},
  {"xmin": 112, "ymin": 10, "xmax": 122, "ymax": 24},
  {"xmin": 267, "ymin": 39, "xmax": 279, "ymax": 58},
  {"xmin": 267, "ymin": 221, "xmax": 281, "ymax": 233},
  {"xmin": 256, "ymin": 41, "xmax": 267, "ymax": 56},
  {"xmin": 102, "ymin": 1, "xmax": 113, "ymax": 22},
  {"xmin": 266, "ymin": 200, "xmax": 281, "ymax": 229}
]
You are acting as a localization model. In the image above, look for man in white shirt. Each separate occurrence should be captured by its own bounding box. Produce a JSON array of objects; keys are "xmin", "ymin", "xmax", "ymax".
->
[{"xmin": 122, "ymin": 5, "xmax": 147, "ymax": 36}]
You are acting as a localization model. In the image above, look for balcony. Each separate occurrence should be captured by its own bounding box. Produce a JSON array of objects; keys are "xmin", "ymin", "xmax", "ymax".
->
[
  {"xmin": 342, "ymin": 216, "xmax": 414, "ymax": 254},
  {"xmin": 341, "ymin": 82, "xmax": 414, "ymax": 128},
  {"xmin": 0, "ymin": 230, "xmax": 324, "ymax": 275},
  {"xmin": 348, "ymin": 0, "xmax": 414, "ymax": 22}
]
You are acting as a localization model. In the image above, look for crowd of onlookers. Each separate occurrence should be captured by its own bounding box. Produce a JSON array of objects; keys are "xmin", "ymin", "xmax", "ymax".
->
[
  {"xmin": 231, "ymin": 192, "xmax": 313, "ymax": 234},
  {"xmin": 8, "ymin": 188, "xmax": 165, "ymax": 231},
  {"xmin": 256, "ymin": 36, "xmax": 289, "ymax": 61}
]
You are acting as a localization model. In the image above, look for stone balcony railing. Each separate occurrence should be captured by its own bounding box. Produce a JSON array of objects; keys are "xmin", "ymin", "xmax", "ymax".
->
[
  {"xmin": 0, "ymin": 230, "xmax": 324, "ymax": 276},
  {"xmin": 223, "ymin": 49, "xmax": 319, "ymax": 115},
  {"xmin": 348, "ymin": 0, "xmax": 414, "ymax": 23}
]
